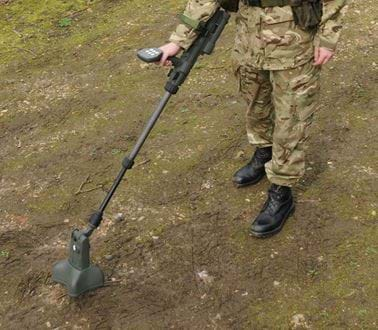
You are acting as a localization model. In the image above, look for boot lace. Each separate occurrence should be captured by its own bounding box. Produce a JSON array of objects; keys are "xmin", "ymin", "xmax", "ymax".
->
[{"xmin": 263, "ymin": 185, "xmax": 288, "ymax": 215}]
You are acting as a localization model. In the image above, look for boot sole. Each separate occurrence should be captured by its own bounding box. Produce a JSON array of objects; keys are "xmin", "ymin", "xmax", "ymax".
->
[
  {"xmin": 249, "ymin": 204, "xmax": 295, "ymax": 239},
  {"xmin": 233, "ymin": 172, "xmax": 266, "ymax": 188}
]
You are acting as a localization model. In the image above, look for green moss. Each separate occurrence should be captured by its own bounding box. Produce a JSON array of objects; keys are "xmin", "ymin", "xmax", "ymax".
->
[{"xmin": 0, "ymin": 0, "xmax": 88, "ymax": 63}]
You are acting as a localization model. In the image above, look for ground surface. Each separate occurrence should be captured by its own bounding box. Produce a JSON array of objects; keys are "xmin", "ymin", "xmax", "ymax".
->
[{"xmin": 0, "ymin": 0, "xmax": 377, "ymax": 329}]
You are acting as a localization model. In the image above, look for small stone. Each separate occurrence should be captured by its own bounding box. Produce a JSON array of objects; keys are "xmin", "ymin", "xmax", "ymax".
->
[
  {"xmin": 235, "ymin": 150, "xmax": 245, "ymax": 159},
  {"xmin": 371, "ymin": 210, "xmax": 376, "ymax": 217},
  {"xmin": 46, "ymin": 321, "xmax": 51, "ymax": 328},
  {"xmin": 291, "ymin": 314, "xmax": 309, "ymax": 329},
  {"xmin": 197, "ymin": 270, "xmax": 214, "ymax": 284},
  {"xmin": 105, "ymin": 255, "xmax": 114, "ymax": 261},
  {"xmin": 114, "ymin": 213, "xmax": 125, "ymax": 222},
  {"xmin": 273, "ymin": 281, "xmax": 280, "ymax": 287},
  {"xmin": 63, "ymin": 219, "xmax": 69, "ymax": 223},
  {"xmin": 201, "ymin": 181, "xmax": 212, "ymax": 189}
]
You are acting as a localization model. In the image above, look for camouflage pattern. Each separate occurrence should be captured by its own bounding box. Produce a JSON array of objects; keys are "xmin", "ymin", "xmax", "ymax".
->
[
  {"xmin": 169, "ymin": 0, "xmax": 219, "ymax": 50},
  {"xmin": 169, "ymin": 0, "xmax": 347, "ymax": 186},
  {"xmin": 170, "ymin": 0, "xmax": 348, "ymax": 62},
  {"xmin": 314, "ymin": 0, "xmax": 348, "ymax": 50},
  {"xmin": 233, "ymin": 3, "xmax": 316, "ymax": 70},
  {"xmin": 238, "ymin": 61, "xmax": 321, "ymax": 186}
]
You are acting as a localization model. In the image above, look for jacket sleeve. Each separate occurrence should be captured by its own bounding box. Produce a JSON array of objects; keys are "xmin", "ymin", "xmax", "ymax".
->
[
  {"xmin": 315, "ymin": 0, "xmax": 349, "ymax": 51},
  {"xmin": 169, "ymin": 0, "xmax": 220, "ymax": 50}
]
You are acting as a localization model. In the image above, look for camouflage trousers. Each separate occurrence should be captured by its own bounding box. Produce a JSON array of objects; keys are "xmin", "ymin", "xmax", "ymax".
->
[{"xmin": 235, "ymin": 61, "xmax": 321, "ymax": 187}]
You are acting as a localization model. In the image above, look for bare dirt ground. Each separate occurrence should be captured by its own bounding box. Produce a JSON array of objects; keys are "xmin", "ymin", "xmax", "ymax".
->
[{"xmin": 0, "ymin": 0, "xmax": 377, "ymax": 329}]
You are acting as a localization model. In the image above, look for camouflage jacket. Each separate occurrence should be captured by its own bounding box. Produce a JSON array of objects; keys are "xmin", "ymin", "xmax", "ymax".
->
[{"xmin": 169, "ymin": 0, "xmax": 348, "ymax": 70}]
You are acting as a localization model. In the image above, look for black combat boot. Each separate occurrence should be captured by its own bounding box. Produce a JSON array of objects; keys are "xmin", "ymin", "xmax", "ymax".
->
[
  {"xmin": 233, "ymin": 147, "xmax": 272, "ymax": 187},
  {"xmin": 250, "ymin": 184, "xmax": 295, "ymax": 238}
]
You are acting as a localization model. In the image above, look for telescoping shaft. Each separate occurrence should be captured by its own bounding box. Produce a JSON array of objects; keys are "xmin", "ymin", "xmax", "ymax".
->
[
  {"xmin": 101, "ymin": 91, "xmax": 172, "ymax": 211},
  {"xmin": 85, "ymin": 91, "xmax": 173, "ymax": 236}
]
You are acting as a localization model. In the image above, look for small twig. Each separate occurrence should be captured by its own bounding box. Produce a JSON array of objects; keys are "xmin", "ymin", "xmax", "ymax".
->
[
  {"xmin": 76, "ymin": 185, "xmax": 103, "ymax": 195},
  {"xmin": 55, "ymin": 292, "xmax": 68, "ymax": 300},
  {"xmin": 65, "ymin": 7, "xmax": 89, "ymax": 19},
  {"xmin": 13, "ymin": 46, "xmax": 37, "ymax": 57},
  {"xmin": 135, "ymin": 159, "xmax": 151, "ymax": 167},
  {"xmin": 75, "ymin": 173, "xmax": 105, "ymax": 195},
  {"xmin": 75, "ymin": 175, "xmax": 91, "ymax": 195},
  {"xmin": 13, "ymin": 29, "xmax": 23, "ymax": 38}
]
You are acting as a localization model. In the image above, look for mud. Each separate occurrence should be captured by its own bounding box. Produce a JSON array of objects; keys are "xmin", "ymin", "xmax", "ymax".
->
[{"xmin": 0, "ymin": 0, "xmax": 377, "ymax": 328}]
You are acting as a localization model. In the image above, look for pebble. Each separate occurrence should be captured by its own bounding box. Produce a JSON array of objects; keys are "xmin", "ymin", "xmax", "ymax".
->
[
  {"xmin": 197, "ymin": 270, "xmax": 214, "ymax": 284},
  {"xmin": 105, "ymin": 255, "xmax": 114, "ymax": 261},
  {"xmin": 114, "ymin": 213, "xmax": 125, "ymax": 222},
  {"xmin": 235, "ymin": 150, "xmax": 245, "ymax": 159},
  {"xmin": 291, "ymin": 314, "xmax": 309, "ymax": 329}
]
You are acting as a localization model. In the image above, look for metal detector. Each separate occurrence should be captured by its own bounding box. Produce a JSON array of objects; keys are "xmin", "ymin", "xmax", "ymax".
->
[{"xmin": 52, "ymin": 8, "xmax": 230, "ymax": 297}]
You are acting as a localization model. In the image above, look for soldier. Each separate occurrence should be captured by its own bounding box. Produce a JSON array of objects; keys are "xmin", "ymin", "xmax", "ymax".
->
[{"xmin": 158, "ymin": 0, "xmax": 348, "ymax": 237}]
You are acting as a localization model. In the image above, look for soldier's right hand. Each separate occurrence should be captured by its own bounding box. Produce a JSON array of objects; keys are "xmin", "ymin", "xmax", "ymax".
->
[{"xmin": 158, "ymin": 42, "xmax": 182, "ymax": 66}]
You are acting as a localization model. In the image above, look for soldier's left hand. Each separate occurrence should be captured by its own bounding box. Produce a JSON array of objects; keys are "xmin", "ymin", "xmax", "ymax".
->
[{"xmin": 314, "ymin": 47, "xmax": 334, "ymax": 66}]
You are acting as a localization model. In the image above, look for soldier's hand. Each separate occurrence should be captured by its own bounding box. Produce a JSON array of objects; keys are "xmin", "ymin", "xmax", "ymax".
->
[
  {"xmin": 158, "ymin": 42, "xmax": 182, "ymax": 66},
  {"xmin": 314, "ymin": 47, "xmax": 334, "ymax": 66}
]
